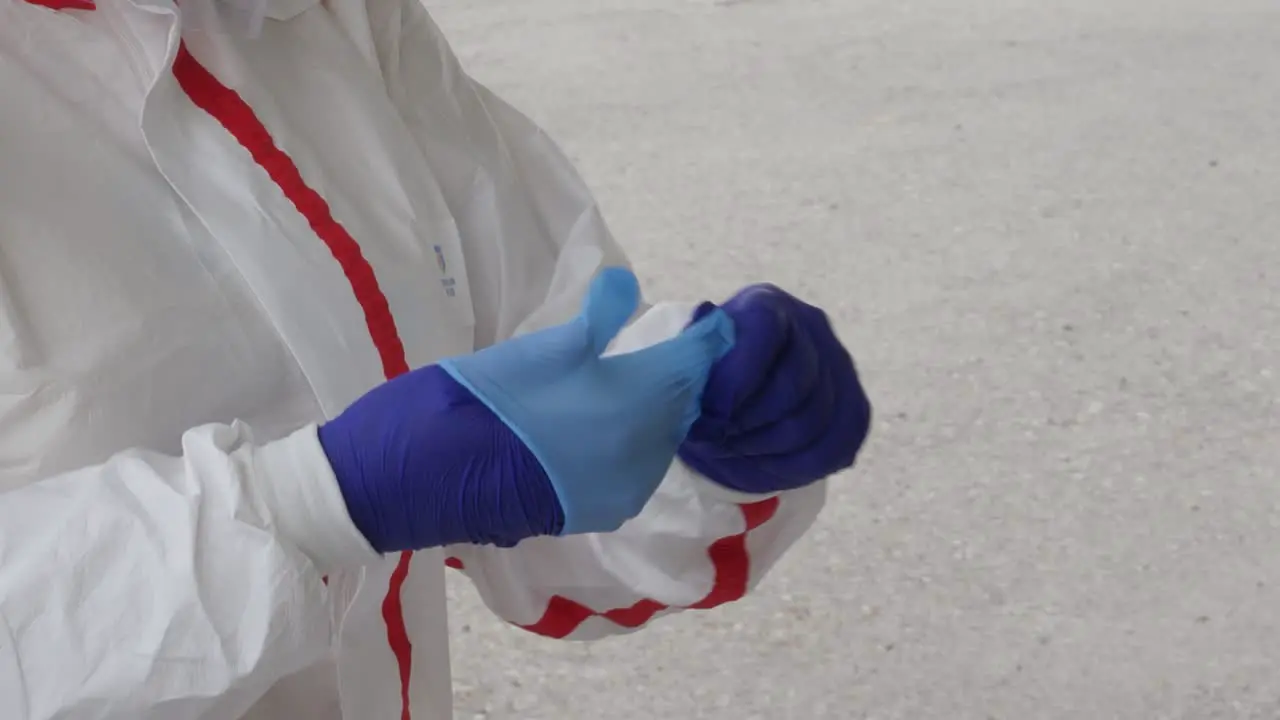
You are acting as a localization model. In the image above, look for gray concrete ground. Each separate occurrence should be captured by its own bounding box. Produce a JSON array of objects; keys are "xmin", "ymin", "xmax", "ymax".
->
[{"xmin": 428, "ymin": 1, "xmax": 1280, "ymax": 717}]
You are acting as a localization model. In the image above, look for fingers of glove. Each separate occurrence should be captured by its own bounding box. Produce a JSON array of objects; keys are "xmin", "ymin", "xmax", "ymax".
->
[
  {"xmin": 468, "ymin": 266, "xmax": 639, "ymax": 379},
  {"xmin": 605, "ymin": 307, "xmax": 736, "ymax": 432},
  {"xmin": 755, "ymin": 349, "xmax": 871, "ymax": 483},
  {"xmin": 723, "ymin": 364, "xmax": 838, "ymax": 457},
  {"xmin": 705, "ymin": 408, "xmax": 858, "ymax": 491},
  {"xmin": 791, "ymin": 300, "xmax": 849, "ymax": 360},
  {"xmin": 611, "ymin": 305, "xmax": 735, "ymax": 379},
  {"xmin": 683, "ymin": 302, "xmax": 730, "ymax": 443},
  {"xmin": 726, "ymin": 312, "xmax": 826, "ymax": 434},
  {"xmin": 801, "ymin": 304, "xmax": 871, "ymax": 463},
  {"xmin": 697, "ymin": 311, "xmax": 870, "ymax": 487},
  {"xmin": 698, "ymin": 286, "xmax": 793, "ymax": 418},
  {"xmin": 579, "ymin": 267, "xmax": 641, "ymax": 356}
]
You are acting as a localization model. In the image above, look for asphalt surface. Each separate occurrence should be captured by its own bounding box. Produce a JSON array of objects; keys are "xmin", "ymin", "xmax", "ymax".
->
[{"xmin": 427, "ymin": 1, "xmax": 1280, "ymax": 718}]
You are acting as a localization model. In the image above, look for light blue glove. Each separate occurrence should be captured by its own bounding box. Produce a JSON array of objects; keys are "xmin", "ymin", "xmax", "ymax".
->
[{"xmin": 439, "ymin": 267, "xmax": 735, "ymax": 535}]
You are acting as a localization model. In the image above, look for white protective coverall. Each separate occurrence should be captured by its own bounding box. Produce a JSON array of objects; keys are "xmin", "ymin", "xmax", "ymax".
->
[{"xmin": 0, "ymin": 1, "xmax": 827, "ymax": 719}]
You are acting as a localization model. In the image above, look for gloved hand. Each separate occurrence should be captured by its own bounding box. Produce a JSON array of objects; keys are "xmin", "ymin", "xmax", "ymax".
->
[
  {"xmin": 319, "ymin": 268, "xmax": 735, "ymax": 553},
  {"xmin": 678, "ymin": 284, "xmax": 872, "ymax": 495}
]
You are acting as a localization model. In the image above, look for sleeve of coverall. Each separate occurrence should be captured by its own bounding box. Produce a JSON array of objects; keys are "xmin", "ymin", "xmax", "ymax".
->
[
  {"xmin": 0, "ymin": 423, "xmax": 379, "ymax": 720},
  {"xmin": 381, "ymin": 3, "xmax": 826, "ymax": 640}
]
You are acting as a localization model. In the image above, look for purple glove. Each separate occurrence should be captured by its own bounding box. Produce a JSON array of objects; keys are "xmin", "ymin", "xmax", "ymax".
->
[
  {"xmin": 678, "ymin": 285, "xmax": 872, "ymax": 494},
  {"xmin": 318, "ymin": 365, "xmax": 562, "ymax": 553},
  {"xmin": 317, "ymin": 268, "xmax": 732, "ymax": 553}
]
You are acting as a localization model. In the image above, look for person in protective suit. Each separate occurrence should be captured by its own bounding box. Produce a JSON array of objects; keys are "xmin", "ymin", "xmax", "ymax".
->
[{"xmin": 0, "ymin": 2, "xmax": 872, "ymax": 719}]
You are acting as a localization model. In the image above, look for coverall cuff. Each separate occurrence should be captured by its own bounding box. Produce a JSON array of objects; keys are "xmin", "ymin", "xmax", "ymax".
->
[{"xmin": 254, "ymin": 424, "xmax": 382, "ymax": 572}]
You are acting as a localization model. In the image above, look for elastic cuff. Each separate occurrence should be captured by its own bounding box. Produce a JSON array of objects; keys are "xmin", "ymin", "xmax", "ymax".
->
[{"xmin": 254, "ymin": 425, "xmax": 381, "ymax": 572}]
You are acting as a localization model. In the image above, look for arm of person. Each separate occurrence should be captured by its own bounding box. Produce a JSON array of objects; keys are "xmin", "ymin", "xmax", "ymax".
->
[
  {"xmin": 444, "ymin": 304, "xmax": 828, "ymax": 640},
  {"xmin": 0, "ymin": 423, "xmax": 377, "ymax": 719},
  {"xmin": 378, "ymin": 2, "xmax": 827, "ymax": 639}
]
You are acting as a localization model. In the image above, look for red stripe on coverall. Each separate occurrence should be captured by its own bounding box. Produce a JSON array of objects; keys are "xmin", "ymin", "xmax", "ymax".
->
[
  {"xmin": 171, "ymin": 44, "xmax": 418, "ymax": 720},
  {"xmin": 23, "ymin": 0, "xmax": 95, "ymax": 9},
  {"xmin": 518, "ymin": 497, "xmax": 781, "ymax": 639}
]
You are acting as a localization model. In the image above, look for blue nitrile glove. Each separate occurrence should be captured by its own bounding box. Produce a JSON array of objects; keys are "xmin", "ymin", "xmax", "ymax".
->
[
  {"xmin": 678, "ymin": 284, "xmax": 872, "ymax": 495},
  {"xmin": 440, "ymin": 267, "xmax": 735, "ymax": 535},
  {"xmin": 319, "ymin": 268, "xmax": 735, "ymax": 552}
]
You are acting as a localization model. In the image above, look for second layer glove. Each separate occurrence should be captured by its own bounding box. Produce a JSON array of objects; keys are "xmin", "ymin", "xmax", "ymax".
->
[
  {"xmin": 319, "ymin": 268, "xmax": 735, "ymax": 552},
  {"xmin": 679, "ymin": 284, "xmax": 872, "ymax": 495},
  {"xmin": 440, "ymin": 267, "xmax": 735, "ymax": 535}
]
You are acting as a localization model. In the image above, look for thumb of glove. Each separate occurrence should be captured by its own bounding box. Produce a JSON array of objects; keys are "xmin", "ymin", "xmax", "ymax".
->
[
  {"xmin": 572, "ymin": 268, "xmax": 734, "ymax": 390},
  {"xmin": 579, "ymin": 267, "xmax": 642, "ymax": 357},
  {"xmin": 438, "ymin": 267, "xmax": 736, "ymax": 534},
  {"xmin": 448, "ymin": 267, "xmax": 640, "ymax": 382}
]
